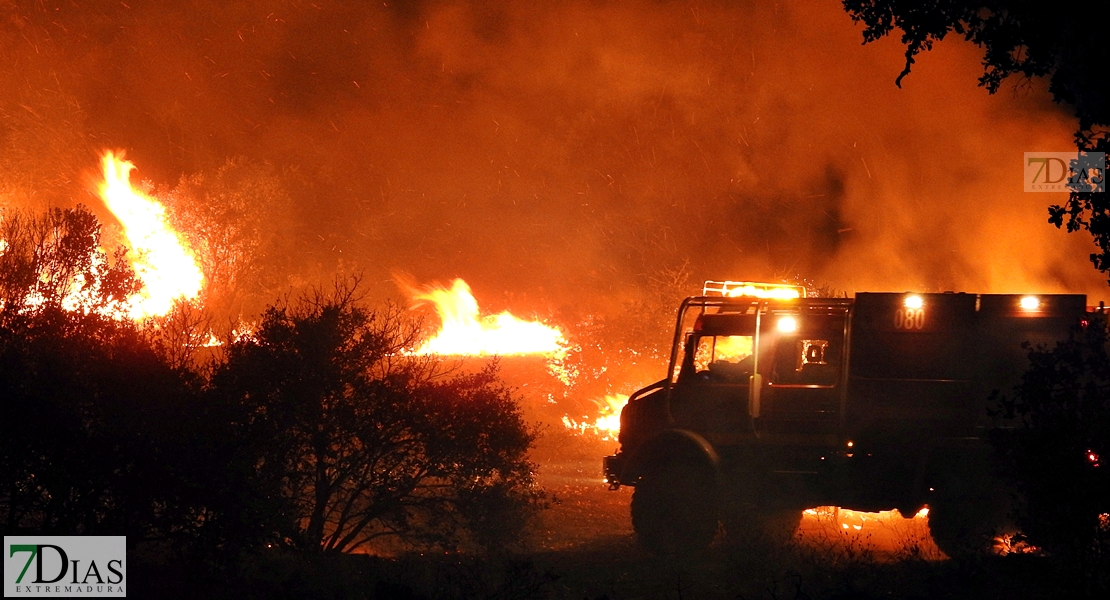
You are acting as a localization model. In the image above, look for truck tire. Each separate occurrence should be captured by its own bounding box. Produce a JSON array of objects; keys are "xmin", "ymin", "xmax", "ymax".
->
[
  {"xmin": 631, "ymin": 459, "xmax": 719, "ymax": 554},
  {"xmin": 927, "ymin": 499, "xmax": 1000, "ymax": 559},
  {"xmin": 926, "ymin": 464, "xmax": 1009, "ymax": 559}
]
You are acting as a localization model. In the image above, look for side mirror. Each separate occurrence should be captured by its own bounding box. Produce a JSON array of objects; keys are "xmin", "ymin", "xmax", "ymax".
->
[{"xmin": 748, "ymin": 373, "xmax": 762, "ymax": 418}]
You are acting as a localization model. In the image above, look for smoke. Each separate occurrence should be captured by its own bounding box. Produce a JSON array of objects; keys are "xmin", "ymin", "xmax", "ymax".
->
[{"xmin": 0, "ymin": 0, "xmax": 1103, "ymax": 318}]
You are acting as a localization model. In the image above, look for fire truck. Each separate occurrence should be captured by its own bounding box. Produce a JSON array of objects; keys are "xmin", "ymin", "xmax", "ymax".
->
[{"xmin": 602, "ymin": 281, "xmax": 1089, "ymax": 555}]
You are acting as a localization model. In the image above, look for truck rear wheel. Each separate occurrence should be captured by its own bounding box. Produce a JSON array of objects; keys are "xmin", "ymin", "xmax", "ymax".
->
[
  {"xmin": 925, "ymin": 450, "xmax": 1010, "ymax": 559},
  {"xmin": 927, "ymin": 499, "xmax": 1001, "ymax": 559},
  {"xmin": 631, "ymin": 459, "xmax": 719, "ymax": 554}
]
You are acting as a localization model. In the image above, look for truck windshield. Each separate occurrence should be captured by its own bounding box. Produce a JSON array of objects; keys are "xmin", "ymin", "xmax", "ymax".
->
[{"xmin": 692, "ymin": 335, "xmax": 755, "ymax": 381}]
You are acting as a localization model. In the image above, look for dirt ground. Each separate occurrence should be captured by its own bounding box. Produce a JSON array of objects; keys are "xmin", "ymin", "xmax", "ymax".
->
[
  {"xmin": 484, "ymin": 430, "xmax": 1085, "ymax": 600},
  {"xmin": 149, "ymin": 421, "xmax": 1083, "ymax": 600},
  {"xmin": 529, "ymin": 429, "xmax": 633, "ymax": 552},
  {"xmin": 528, "ymin": 427, "xmax": 945, "ymax": 560}
]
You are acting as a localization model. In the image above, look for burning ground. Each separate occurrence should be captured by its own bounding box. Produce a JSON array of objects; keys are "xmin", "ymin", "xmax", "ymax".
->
[
  {"xmin": 0, "ymin": 148, "xmax": 1092, "ymax": 594},
  {"xmin": 2, "ymin": 0, "xmax": 1109, "ymax": 597}
]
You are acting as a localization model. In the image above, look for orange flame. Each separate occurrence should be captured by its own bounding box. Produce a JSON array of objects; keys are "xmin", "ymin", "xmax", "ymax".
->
[
  {"xmin": 797, "ymin": 506, "xmax": 943, "ymax": 559},
  {"xmin": 411, "ymin": 278, "xmax": 566, "ymax": 356},
  {"xmin": 563, "ymin": 393, "xmax": 628, "ymax": 440},
  {"xmin": 96, "ymin": 152, "xmax": 203, "ymax": 318}
]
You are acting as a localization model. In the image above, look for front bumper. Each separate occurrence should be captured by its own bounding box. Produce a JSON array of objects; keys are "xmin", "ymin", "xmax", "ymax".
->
[{"xmin": 603, "ymin": 452, "xmax": 626, "ymax": 490}]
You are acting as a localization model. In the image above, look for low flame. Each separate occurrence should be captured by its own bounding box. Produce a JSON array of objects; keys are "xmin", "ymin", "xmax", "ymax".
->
[
  {"xmin": 563, "ymin": 393, "xmax": 629, "ymax": 440},
  {"xmin": 802, "ymin": 506, "xmax": 929, "ymax": 527},
  {"xmin": 97, "ymin": 151, "xmax": 203, "ymax": 318},
  {"xmin": 411, "ymin": 278, "xmax": 566, "ymax": 356},
  {"xmin": 797, "ymin": 506, "xmax": 943, "ymax": 559}
]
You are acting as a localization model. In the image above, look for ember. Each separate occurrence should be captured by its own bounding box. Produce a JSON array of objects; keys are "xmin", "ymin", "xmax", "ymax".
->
[{"xmin": 993, "ymin": 533, "xmax": 1042, "ymax": 556}]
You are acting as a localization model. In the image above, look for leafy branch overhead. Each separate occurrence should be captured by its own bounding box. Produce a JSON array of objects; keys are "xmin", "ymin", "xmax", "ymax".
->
[
  {"xmin": 844, "ymin": 1, "xmax": 1108, "ymax": 130},
  {"xmin": 844, "ymin": 1, "xmax": 1110, "ymax": 278}
]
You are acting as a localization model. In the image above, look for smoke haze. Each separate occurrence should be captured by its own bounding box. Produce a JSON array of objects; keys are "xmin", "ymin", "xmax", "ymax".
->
[{"xmin": 0, "ymin": 0, "xmax": 1103, "ymax": 317}]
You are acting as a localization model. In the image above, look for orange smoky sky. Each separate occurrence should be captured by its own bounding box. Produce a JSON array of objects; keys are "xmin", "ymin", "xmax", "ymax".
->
[{"xmin": 0, "ymin": 0, "xmax": 1103, "ymax": 315}]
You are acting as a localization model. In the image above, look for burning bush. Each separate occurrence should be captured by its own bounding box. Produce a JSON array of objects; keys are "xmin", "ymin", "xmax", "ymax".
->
[
  {"xmin": 0, "ymin": 205, "xmax": 140, "ymax": 316},
  {"xmin": 0, "ymin": 203, "xmax": 542, "ymax": 562},
  {"xmin": 0, "ymin": 206, "xmax": 203, "ymax": 539},
  {"xmin": 208, "ymin": 279, "xmax": 543, "ymax": 553}
]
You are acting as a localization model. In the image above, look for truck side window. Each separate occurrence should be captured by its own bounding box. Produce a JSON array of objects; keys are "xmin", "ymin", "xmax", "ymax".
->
[{"xmin": 770, "ymin": 336, "xmax": 840, "ymax": 385}]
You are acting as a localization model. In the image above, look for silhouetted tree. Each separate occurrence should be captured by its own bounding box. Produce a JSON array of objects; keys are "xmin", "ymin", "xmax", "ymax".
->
[
  {"xmin": 992, "ymin": 316, "xmax": 1109, "ymax": 592},
  {"xmin": 0, "ymin": 206, "xmax": 205, "ymax": 541},
  {"xmin": 0, "ymin": 206, "xmax": 543, "ymax": 561},
  {"xmin": 0, "ymin": 205, "xmax": 138, "ymax": 314},
  {"xmin": 209, "ymin": 280, "xmax": 541, "ymax": 553}
]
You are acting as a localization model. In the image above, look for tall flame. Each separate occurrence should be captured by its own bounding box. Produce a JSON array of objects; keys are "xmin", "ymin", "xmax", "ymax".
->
[
  {"xmin": 96, "ymin": 152, "xmax": 203, "ymax": 318},
  {"xmin": 412, "ymin": 278, "xmax": 566, "ymax": 356}
]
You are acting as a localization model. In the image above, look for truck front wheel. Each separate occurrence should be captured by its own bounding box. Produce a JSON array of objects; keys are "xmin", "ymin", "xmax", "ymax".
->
[{"xmin": 631, "ymin": 459, "xmax": 719, "ymax": 554}]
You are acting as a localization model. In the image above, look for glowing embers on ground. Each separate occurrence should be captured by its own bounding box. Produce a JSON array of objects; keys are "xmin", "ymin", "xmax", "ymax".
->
[
  {"xmin": 97, "ymin": 151, "xmax": 203, "ymax": 318},
  {"xmin": 993, "ymin": 532, "xmax": 1042, "ymax": 556},
  {"xmin": 411, "ymin": 278, "xmax": 566, "ymax": 356},
  {"xmin": 563, "ymin": 393, "xmax": 629, "ymax": 440},
  {"xmin": 795, "ymin": 506, "xmax": 945, "ymax": 560}
]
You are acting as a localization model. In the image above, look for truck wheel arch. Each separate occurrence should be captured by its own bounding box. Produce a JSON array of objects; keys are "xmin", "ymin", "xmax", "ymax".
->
[{"xmin": 624, "ymin": 428, "xmax": 720, "ymax": 484}]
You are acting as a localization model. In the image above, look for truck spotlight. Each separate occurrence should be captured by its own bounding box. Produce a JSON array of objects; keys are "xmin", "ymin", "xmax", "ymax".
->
[
  {"xmin": 1020, "ymin": 296, "xmax": 1040, "ymax": 311},
  {"xmin": 904, "ymin": 295, "xmax": 924, "ymax": 309},
  {"xmin": 777, "ymin": 316, "xmax": 798, "ymax": 333}
]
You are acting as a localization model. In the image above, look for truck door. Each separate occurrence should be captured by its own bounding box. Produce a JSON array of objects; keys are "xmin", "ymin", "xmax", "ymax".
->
[
  {"xmin": 758, "ymin": 305, "xmax": 849, "ymax": 436},
  {"xmin": 670, "ymin": 312, "xmax": 758, "ymax": 434}
]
